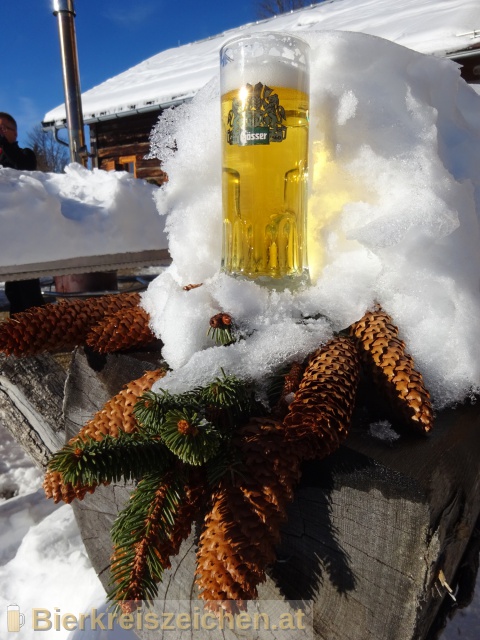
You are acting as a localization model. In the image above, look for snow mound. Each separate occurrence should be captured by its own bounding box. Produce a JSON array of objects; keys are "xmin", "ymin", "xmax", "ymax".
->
[{"xmin": 144, "ymin": 30, "xmax": 480, "ymax": 409}]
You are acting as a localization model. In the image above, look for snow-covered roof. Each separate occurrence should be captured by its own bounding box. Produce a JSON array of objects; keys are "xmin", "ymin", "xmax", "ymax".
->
[{"xmin": 43, "ymin": 0, "xmax": 480, "ymax": 127}]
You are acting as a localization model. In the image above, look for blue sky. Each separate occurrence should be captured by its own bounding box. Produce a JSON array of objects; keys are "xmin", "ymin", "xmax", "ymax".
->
[{"xmin": 2, "ymin": 1, "xmax": 259, "ymax": 146}]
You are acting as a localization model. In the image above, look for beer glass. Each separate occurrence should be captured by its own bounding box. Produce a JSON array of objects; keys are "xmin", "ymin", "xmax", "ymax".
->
[
  {"xmin": 7, "ymin": 605, "xmax": 25, "ymax": 632},
  {"xmin": 220, "ymin": 32, "xmax": 310, "ymax": 289}
]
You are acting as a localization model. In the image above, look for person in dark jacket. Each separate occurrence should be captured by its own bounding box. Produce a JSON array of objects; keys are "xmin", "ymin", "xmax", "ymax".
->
[{"xmin": 0, "ymin": 112, "xmax": 46, "ymax": 315}]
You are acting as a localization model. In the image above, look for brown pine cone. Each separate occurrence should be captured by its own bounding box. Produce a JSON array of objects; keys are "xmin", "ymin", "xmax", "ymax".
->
[
  {"xmin": 43, "ymin": 470, "xmax": 98, "ymax": 504},
  {"xmin": 72, "ymin": 367, "xmax": 166, "ymax": 443},
  {"xmin": 44, "ymin": 368, "xmax": 165, "ymax": 503},
  {"xmin": 86, "ymin": 305, "xmax": 156, "ymax": 354},
  {"xmin": 195, "ymin": 418, "xmax": 302, "ymax": 613},
  {"xmin": 350, "ymin": 308, "xmax": 433, "ymax": 433},
  {"xmin": 282, "ymin": 336, "xmax": 360, "ymax": 460},
  {"xmin": 0, "ymin": 292, "xmax": 142, "ymax": 357},
  {"xmin": 271, "ymin": 361, "xmax": 305, "ymax": 419}
]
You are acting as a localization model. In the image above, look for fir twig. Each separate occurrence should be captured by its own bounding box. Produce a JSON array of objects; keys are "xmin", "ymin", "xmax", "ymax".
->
[
  {"xmin": 108, "ymin": 470, "xmax": 187, "ymax": 612},
  {"xmin": 47, "ymin": 432, "xmax": 172, "ymax": 487},
  {"xmin": 44, "ymin": 368, "xmax": 166, "ymax": 504},
  {"xmin": 134, "ymin": 389, "xmax": 200, "ymax": 433},
  {"xmin": 160, "ymin": 409, "xmax": 222, "ymax": 465},
  {"xmin": 201, "ymin": 370, "xmax": 257, "ymax": 432}
]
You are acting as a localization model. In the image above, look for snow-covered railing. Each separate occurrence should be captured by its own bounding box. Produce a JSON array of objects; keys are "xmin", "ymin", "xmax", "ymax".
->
[{"xmin": 0, "ymin": 164, "xmax": 169, "ymax": 281}]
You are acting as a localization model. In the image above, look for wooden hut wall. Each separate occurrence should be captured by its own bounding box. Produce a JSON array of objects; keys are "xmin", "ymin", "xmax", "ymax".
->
[
  {"xmin": 89, "ymin": 111, "xmax": 167, "ymax": 185},
  {"xmin": 450, "ymin": 49, "xmax": 480, "ymax": 84}
]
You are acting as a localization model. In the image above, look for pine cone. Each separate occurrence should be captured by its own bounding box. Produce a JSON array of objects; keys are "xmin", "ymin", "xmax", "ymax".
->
[
  {"xmin": 42, "ymin": 470, "xmax": 96, "ymax": 504},
  {"xmin": 0, "ymin": 292, "xmax": 142, "ymax": 357},
  {"xmin": 86, "ymin": 305, "xmax": 156, "ymax": 353},
  {"xmin": 272, "ymin": 361, "xmax": 305, "ymax": 419},
  {"xmin": 350, "ymin": 308, "xmax": 433, "ymax": 433},
  {"xmin": 73, "ymin": 367, "xmax": 166, "ymax": 443},
  {"xmin": 44, "ymin": 368, "xmax": 165, "ymax": 503},
  {"xmin": 195, "ymin": 418, "xmax": 302, "ymax": 613},
  {"xmin": 282, "ymin": 336, "xmax": 360, "ymax": 460}
]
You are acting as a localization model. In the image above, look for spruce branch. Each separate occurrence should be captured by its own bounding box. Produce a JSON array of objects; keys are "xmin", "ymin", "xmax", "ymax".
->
[
  {"xmin": 108, "ymin": 471, "xmax": 184, "ymax": 611},
  {"xmin": 159, "ymin": 409, "xmax": 222, "ymax": 465},
  {"xmin": 47, "ymin": 431, "xmax": 172, "ymax": 487},
  {"xmin": 109, "ymin": 470, "xmax": 194, "ymax": 612},
  {"xmin": 135, "ymin": 371, "xmax": 255, "ymax": 438},
  {"xmin": 201, "ymin": 370, "xmax": 256, "ymax": 430},
  {"xmin": 134, "ymin": 389, "xmax": 183, "ymax": 432},
  {"xmin": 201, "ymin": 370, "xmax": 252, "ymax": 412},
  {"xmin": 134, "ymin": 388, "xmax": 202, "ymax": 434}
]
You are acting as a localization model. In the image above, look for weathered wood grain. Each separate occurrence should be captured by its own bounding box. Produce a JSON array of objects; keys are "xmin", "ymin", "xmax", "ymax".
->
[{"xmin": 0, "ymin": 352, "xmax": 67, "ymax": 468}]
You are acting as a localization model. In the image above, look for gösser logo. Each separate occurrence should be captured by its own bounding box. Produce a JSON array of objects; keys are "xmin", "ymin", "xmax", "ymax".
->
[
  {"xmin": 227, "ymin": 82, "xmax": 287, "ymax": 147},
  {"xmin": 7, "ymin": 605, "xmax": 25, "ymax": 632}
]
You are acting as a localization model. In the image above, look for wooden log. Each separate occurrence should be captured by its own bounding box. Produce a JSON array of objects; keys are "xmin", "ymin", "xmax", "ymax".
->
[
  {"xmin": 61, "ymin": 348, "xmax": 480, "ymax": 640},
  {"xmin": 0, "ymin": 352, "xmax": 67, "ymax": 469}
]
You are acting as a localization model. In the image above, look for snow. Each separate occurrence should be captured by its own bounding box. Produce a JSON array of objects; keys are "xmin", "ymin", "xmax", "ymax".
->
[
  {"xmin": 0, "ymin": 419, "xmax": 137, "ymax": 640},
  {"xmin": 0, "ymin": 163, "xmax": 167, "ymax": 269},
  {"xmin": 368, "ymin": 420, "xmax": 401, "ymax": 444},
  {"xmin": 0, "ymin": 419, "xmax": 116, "ymax": 639},
  {"xmin": 143, "ymin": 29, "xmax": 480, "ymax": 410},
  {"xmin": 43, "ymin": 0, "xmax": 479, "ymax": 126}
]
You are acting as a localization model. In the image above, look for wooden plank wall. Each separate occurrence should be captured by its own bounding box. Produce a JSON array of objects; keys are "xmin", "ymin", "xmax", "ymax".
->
[
  {"xmin": 89, "ymin": 111, "xmax": 168, "ymax": 185},
  {"xmin": 452, "ymin": 49, "xmax": 480, "ymax": 83}
]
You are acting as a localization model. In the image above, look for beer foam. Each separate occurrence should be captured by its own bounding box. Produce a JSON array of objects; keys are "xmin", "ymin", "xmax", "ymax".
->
[
  {"xmin": 221, "ymin": 60, "xmax": 310, "ymax": 95},
  {"xmin": 220, "ymin": 32, "xmax": 310, "ymax": 94}
]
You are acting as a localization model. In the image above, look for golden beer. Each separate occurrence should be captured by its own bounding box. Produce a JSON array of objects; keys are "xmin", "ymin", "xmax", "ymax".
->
[{"xmin": 220, "ymin": 34, "xmax": 310, "ymax": 289}]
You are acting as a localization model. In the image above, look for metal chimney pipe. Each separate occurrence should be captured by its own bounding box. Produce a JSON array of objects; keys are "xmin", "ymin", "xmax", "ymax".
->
[{"xmin": 53, "ymin": 0, "xmax": 87, "ymax": 165}]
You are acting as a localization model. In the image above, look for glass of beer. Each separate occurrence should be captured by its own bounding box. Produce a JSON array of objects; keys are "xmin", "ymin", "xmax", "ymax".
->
[
  {"xmin": 7, "ymin": 605, "xmax": 25, "ymax": 632},
  {"xmin": 220, "ymin": 32, "xmax": 310, "ymax": 290}
]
